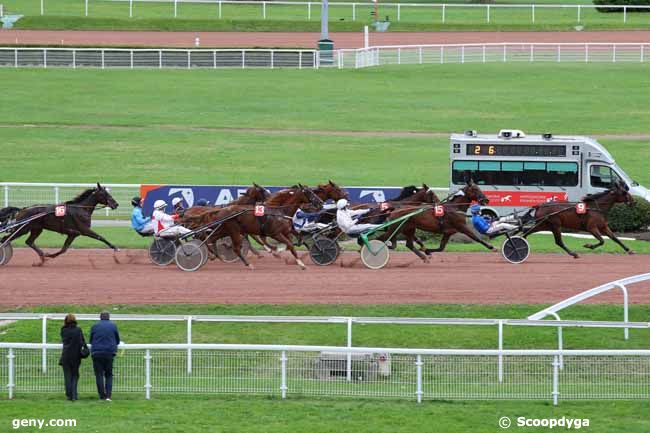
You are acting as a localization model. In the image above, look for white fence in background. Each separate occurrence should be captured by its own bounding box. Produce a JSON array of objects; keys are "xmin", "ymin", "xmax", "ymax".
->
[
  {"xmin": 0, "ymin": 182, "xmax": 140, "ymax": 218},
  {"xmin": 18, "ymin": 0, "xmax": 650, "ymax": 24},
  {"xmin": 0, "ymin": 48, "xmax": 317, "ymax": 69},
  {"xmin": 2, "ymin": 343, "xmax": 650, "ymax": 404},
  {"xmin": 339, "ymin": 43, "xmax": 650, "ymax": 68}
]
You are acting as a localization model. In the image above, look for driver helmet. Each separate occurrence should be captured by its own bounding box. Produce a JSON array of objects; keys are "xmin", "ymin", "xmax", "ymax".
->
[
  {"xmin": 153, "ymin": 199, "xmax": 167, "ymax": 210},
  {"xmin": 196, "ymin": 198, "xmax": 208, "ymax": 206},
  {"xmin": 470, "ymin": 204, "xmax": 481, "ymax": 215},
  {"xmin": 336, "ymin": 199, "xmax": 349, "ymax": 210},
  {"xmin": 131, "ymin": 196, "xmax": 142, "ymax": 207},
  {"xmin": 171, "ymin": 197, "xmax": 183, "ymax": 207}
]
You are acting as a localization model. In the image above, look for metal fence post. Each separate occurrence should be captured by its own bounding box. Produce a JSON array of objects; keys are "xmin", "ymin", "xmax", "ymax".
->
[
  {"xmin": 54, "ymin": 186, "xmax": 60, "ymax": 204},
  {"xmin": 270, "ymin": 50, "xmax": 274, "ymax": 69},
  {"xmin": 174, "ymin": 0, "xmax": 178, "ymax": 18},
  {"xmin": 415, "ymin": 355, "xmax": 423, "ymax": 403},
  {"xmin": 187, "ymin": 51, "xmax": 191, "ymax": 69},
  {"xmin": 218, "ymin": 1, "xmax": 222, "ymax": 18},
  {"xmin": 482, "ymin": 45, "xmax": 486, "ymax": 63},
  {"xmin": 14, "ymin": 48, "xmax": 17, "ymax": 68},
  {"xmin": 101, "ymin": 49, "xmax": 104, "ymax": 69},
  {"xmin": 552, "ymin": 355, "xmax": 559, "ymax": 406},
  {"xmin": 440, "ymin": 46, "xmax": 443, "ymax": 64},
  {"xmin": 577, "ymin": 5, "xmax": 581, "ymax": 22},
  {"xmin": 41, "ymin": 0, "xmax": 44, "ymax": 15},
  {"xmin": 280, "ymin": 351, "xmax": 287, "ymax": 399},
  {"xmin": 442, "ymin": 4, "xmax": 446, "ymax": 23},
  {"xmin": 73, "ymin": 49, "xmax": 77, "ymax": 69},
  {"xmin": 486, "ymin": 4, "xmax": 490, "ymax": 23},
  {"xmin": 530, "ymin": 44, "xmax": 534, "ymax": 62},
  {"xmin": 144, "ymin": 349, "xmax": 151, "ymax": 400},
  {"xmin": 397, "ymin": 4, "xmax": 400, "ymax": 21},
  {"xmin": 346, "ymin": 318, "xmax": 352, "ymax": 382},
  {"xmin": 129, "ymin": 0, "xmax": 133, "ymax": 18},
  {"xmin": 585, "ymin": 44, "xmax": 589, "ymax": 62},
  {"xmin": 613, "ymin": 45, "xmax": 617, "ymax": 63},
  {"xmin": 461, "ymin": 46, "xmax": 464, "ymax": 64},
  {"xmin": 641, "ymin": 45, "xmax": 645, "ymax": 62},
  {"xmin": 498, "ymin": 320, "xmax": 503, "ymax": 383},
  {"xmin": 397, "ymin": 47, "xmax": 401, "ymax": 65},
  {"xmin": 43, "ymin": 49, "xmax": 47, "ymax": 69},
  {"xmin": 307, "ymin": 2, "xmax": 311, "ymax": 20},
  {"xmin": 615, "ymin": 283, "xmax": 629, "ymax": 340},
  {"xmin": 3, "ymin": 185, "xmax": 8, "ymax": 208},
  {"xmin": 262, "ymin": 1, "xmax": 266, "ymax": 19},
  {"xmin": 419, "ymin": 46, "xmax": 423, "ymax": 64},
  {"xmin": 299, "ymin": 51, "xmax": 302, "ymax": 69},
  {"xmin": 531, "ymin": 4, "xmax": 535, "ymax": 23},
  {"xmin": 159, "ymin": 50, "xmax": 162, "ymax": 68},
  {"xmin": 503, "ymin": 44, "xmax": 507, "ymax": 62},
  {"xmin": 557, "ymin": 44, "xmax": 561, "ymax": 62},
  {"xmin": 42, "ymin": 315, "xmax": 47, "ymax": 373},
  {"xmin": 557, "ymin": 326, "xmax": 563, "ymax": 370},
  {"xmin": 187, "ymin": 316, "xmax": 192, "ymax": 374},
  {"xmin": 623, "ymin": 6, "xmax": 627, "ymax": 23},
  {"xmin": 242, "ymin": 50, "xmax": 246, "ymax": 69},
  {"xmin": 352, "ymin": 3, "xmax": 355, "ymax": 21},
  {"xmin": 85, "ymin": 0, "xmax": 88, "ymax": 17},
  {"xmin": 7, "ymin": 349, "xmax": 15, "ymax": 399},
  {"xmin": 213, "ymin": 50, "xmax": 217, "ymax": 68}
]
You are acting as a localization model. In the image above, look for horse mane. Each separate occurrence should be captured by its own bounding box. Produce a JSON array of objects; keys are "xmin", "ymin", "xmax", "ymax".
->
[
  {"xmin": 266, "ymin": 188, "xmax": 298, "ymax": 206},
  {"xmin": 65, "ymin": 188, "xmax": 96, "ymax": 204},
  {"xmin": 391, "ymin": 186, "xmax": 418, "ymax": 201},
  {"xmin": 581, "ymin": 189, "xmax": 611, "ymax": 203}
]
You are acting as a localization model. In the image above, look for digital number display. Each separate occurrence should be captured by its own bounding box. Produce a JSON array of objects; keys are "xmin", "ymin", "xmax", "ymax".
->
[{"xmin": 466, "ymin": 144, "xmax": 566, "ymax": 157}]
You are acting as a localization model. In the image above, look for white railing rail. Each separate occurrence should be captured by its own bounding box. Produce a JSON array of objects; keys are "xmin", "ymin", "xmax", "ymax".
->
[
  {"xmin": 0, "ymin": 182, "xmax": 140, "ymax": 218},
  {"xmin": 26, "ymin": 0, "xmax": 650, "ymax": 25},
  {"xmin": 528, "ymin": 273, "xmax": 650, "ymax": 340},
  {"xmin": 341, "ymin": 43, "xmax": 650, "ymax": 68},
  {"xmin": 0, "ymin": 47, "xmax": 317, "ymax": 69},
  {"xmin": 3, "ymin": 342, "xmax": 650, "ymax": 404}
]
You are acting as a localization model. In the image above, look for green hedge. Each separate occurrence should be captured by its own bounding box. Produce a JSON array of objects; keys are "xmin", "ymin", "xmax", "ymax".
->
[
  {"xmin": 594, "ymin": 0, "xmax": 650, "ymax": 13},
  {"xmin": 608, "ymin": 197, "xmax": 650, "ymax": 232}
]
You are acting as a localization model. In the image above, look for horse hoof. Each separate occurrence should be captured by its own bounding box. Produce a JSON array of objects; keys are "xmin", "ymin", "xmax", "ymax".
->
[
  {"xmin": 572, "ymin": 254, "xmax": 580, "ymax": 259},
  {"xmin": 628, "ymin": 250, "xmax": 636, "ymax": 255},
  {"xmin": 247, "ymin": 264, "xmax": 255, "ymax": 271}
]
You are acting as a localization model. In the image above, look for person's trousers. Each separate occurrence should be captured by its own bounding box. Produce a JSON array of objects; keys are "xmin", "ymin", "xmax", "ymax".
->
[
  {"xmin": 92, "ymin": 356, "xmax": 114, "ymax": 399},
  {"xmin": 61, "ymin": 363, "xmax": 80, "ymax": 400}
]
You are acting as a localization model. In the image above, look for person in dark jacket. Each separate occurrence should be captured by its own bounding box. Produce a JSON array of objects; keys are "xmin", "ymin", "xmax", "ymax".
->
[
  {"xmin": 59, "ymin": 314, "xmax": 86, "ymax": 401},
  {"xmin": 89, "ymin": 312, "xmax": 120, "ymax": 401}
]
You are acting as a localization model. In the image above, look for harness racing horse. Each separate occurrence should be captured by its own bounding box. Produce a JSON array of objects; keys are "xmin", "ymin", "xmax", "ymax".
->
[
  {"xmin": 185, "ymin": 185, "xmax": 318, "ymax": 269},
  {"xmin": 1, "ymin": 183, "xmax": 119, "ymax": 265},
  {"xmin": 377, "ymin": 181, "xmax": 495, "ymax": 263},
  {"xmin": 180, "ymin": 183, "xmax": 271, "ymax": 258},
  {"xmin": 523, "ymin": 181, "xmax": 634, "ymax": 258}
]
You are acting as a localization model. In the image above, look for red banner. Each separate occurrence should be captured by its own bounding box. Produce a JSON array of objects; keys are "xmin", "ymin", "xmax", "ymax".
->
[{"xmin": 484, "ymin": 191, "xmax": 569, "ymax": 207}]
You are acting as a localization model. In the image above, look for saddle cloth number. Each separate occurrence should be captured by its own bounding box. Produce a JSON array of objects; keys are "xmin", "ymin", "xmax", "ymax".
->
[
  {"xmin": 55, "ymin": 205, "xmax": 66, "ymax": 217},
  {"xmin": 380, "ymin": 202, "xmax": 389, "ymax": 211},
  {"xmin": 434, "ymin": 205, "xmax": 445, "ymax": 217},
  {"xmin": 575, "ymin": 203, "xmax": 587, "ymax": 215},
  {"xmin": 254, "ymin": 205, "xmax": 265, "ymax": 217}
]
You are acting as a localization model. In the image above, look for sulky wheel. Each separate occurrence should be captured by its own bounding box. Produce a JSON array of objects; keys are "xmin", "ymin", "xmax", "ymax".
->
[
  {"xmin": 501, "ymin": 235, "xmax": 530, "ymax": 264},
  {"xmin": 175, "ymin": 240, "xmax": 206, "ymax": 272},
  {"xmin": 309, "ymin": 237, "xmax": 339, "ymax": 266},
  {"xmin": 216, "ymin": 237, "xmax": 250, "ymax": 263},
  {"xmin": 148, "ymin": 238, "xmax": 177, "ymax": 266},
  {"xmin": 0, "ymin": 242, "xmax": 13, "ymax": 266},
  {"xmin": 360, "ymin": 239, "xmax": 390, "ymax": 270}
]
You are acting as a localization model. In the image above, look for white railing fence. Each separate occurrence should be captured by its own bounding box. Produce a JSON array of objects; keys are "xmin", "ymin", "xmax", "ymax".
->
[
  {"xmin": 18, "ymin": 0, "xmax": 650, "ymax": 25},
  {"xmin": 2, "ymin": 343, "xmax": 650, "ymax": 403},
  {"xmin": 0, "ymin": 182, "xmax": 139, "ymax": 218},
  {"xmin": 340, "ymin": 43, "xmax": 650, "ymax": 68},
  {"xmin": 0, "ymin": 48, "xmax": 317, "ymax": 69}
]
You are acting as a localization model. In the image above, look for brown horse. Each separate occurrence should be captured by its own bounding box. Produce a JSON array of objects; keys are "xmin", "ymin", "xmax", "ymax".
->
[
  {"xmin": 523, "ymin": 181, "xmax": 634, "ymax": 258},
  {"xmin": 180, "ymin": 183, "xmax": 271, "ymax": 258},
  {"xmin": 377, "ymin": 181, "xmax": 494, "ymax": 262},
  {"xmin": 1, "ymin": 183, "xmax": 119, "ymax": 265},
  {"xmin": 312, "ymin": 180, "xmax": 349, "ymax": 202},
  {"xmin": 183, "ymin": 185, "xmax": 317, "ymax": 269}
]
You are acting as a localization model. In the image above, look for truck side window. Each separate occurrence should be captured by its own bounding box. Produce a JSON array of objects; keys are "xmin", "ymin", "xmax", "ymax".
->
[{"xmin": 590, "ymin": 165, "xmax": 619, "ymax": 188}]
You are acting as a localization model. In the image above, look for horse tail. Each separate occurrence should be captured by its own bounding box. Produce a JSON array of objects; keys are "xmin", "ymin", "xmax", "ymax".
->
[{"xmin": 0, "ymin": 206, "xmax": 20, "ymax": 223}]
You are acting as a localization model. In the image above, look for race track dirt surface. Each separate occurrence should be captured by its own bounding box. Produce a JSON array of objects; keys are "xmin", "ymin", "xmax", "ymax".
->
[
  {"xmin": 0, "ymin": 248, "xmax": 648, "ymax": 306},
  {"xmin": 2, "ymin": 30, "xmax": 650, "ymax": 48}
]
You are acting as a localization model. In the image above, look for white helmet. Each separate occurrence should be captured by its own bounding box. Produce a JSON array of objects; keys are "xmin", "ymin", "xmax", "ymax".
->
[
  {"xmin": 171, "ymin": 197, "xmax": 182, "ymax": 206},
  {"xmin": 336, "ymin": 199, "xmax": 348, "ymax": 210},
  {"xmin": 153, "ymin": 199, "xmax": 167, "ymax": 210}
]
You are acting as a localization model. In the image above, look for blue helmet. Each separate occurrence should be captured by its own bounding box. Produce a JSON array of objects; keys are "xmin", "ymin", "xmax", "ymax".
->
[
  {"xmin": 196, "ymin": 198, "xmax": 209, "ymax": 206},
  {"xmin": 470, "ymin": 204, "xmax": 481, "ymax": 215}
]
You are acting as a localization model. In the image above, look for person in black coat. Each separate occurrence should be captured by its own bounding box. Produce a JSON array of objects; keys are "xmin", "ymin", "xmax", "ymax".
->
[{"xmin": 59, "ymin": 314, "xmax": 86, "ymax": 401}]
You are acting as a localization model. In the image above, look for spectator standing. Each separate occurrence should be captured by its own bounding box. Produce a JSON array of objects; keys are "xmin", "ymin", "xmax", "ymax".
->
[
  {"xmin": 59, "ymin": 314, "xmax": 88, "ymax": 401},
  {"xmin": 90, "ymin": 312, "xmax": 120, "ymax": 401}
]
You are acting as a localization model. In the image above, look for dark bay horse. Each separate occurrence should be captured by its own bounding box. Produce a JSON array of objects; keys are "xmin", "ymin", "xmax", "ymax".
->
[
  {"xmin": 1, "ymin": 183, "xmax": 119, "ymax": 265},
  {"xmin": 378, "ymin": 181, "xmax": 494, "ymax": 262},
  {"xmin": 524, "ymin": 181, "xmax": 634, "ymax": 258}
]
